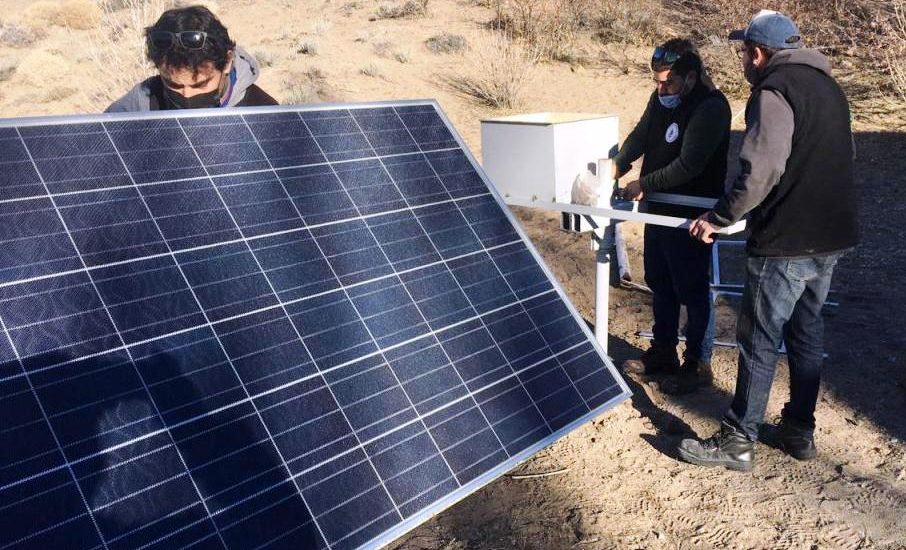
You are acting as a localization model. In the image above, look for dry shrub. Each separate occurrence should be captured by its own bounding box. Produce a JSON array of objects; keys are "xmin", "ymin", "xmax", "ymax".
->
[
  {"xmin": 283, "ymin": 68, "xmax": 337, "ymax": 104},
  {"xmin": 444, "ymin": 32, "xmax": 536, "ymax": 109},
  {"xmin": 26, "ymin": 0, "xmax": 101, "ymax": 30},
  {"xmin": 297, "ymin": 39, "xmax": 320, "ymax": 55},
  {"xmin": 85, "ymin": 0, "xmax": 175, "ymax": 109},
  {"xmin": 311, "ymin": 15, "xmax": 331, "ymax": 35},
  {"xmin": 42, "ymin": 86, "xmax": 78, "ymax": 103},
  {"xmin": 486, "ymin": 0, "xmax": 669, "ymax": 61},
  {"xmin": 592, "ymin": 1, "xmax": 670, "ymax": 46},
  {"xmin": 373, "ymin": 0, "xmax": 429, "ymax": 20},
  {"xmin": 599, "ymin": 44, "xmax": 648, "ymax": 76},
  {"xmin": 360, "ymin": 62, "xmax": 383, "ymax": 77},
  {"xmin": 485, "ymin": 0, "xmax": 582, "ymax": 60},
  {"xmin": 0, "ymin": 23, "xmax": 45, "ymax": 48},
  {"xmin": 251, "ymin": 47, "xmax": 275, "ymax": 67},
  {"xmin": 372, "ymin": 41, "xmax": 395, "ymax": 58},
  {"xmin": 698, "ymin": 43, "xmax": 749, "ymax": 100},
  {"xmin": 0, "ymin": 57, "xmax": 18, "ymax": 82},
  {"xmin": 665, "ymin": 0, "xmax": 906, "ymax": 124},
  {"xmin": 883, "ymin": 1, "xmax": 906, "ymax": 105},
  {"xmin": 426, "ymin": 33, "xmax": 468, "ymax": 54}
]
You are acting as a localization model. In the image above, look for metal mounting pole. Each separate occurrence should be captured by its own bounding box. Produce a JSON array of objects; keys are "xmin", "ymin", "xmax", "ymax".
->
[{"xmin": 593, "ymin": 217, "xmax": 616, "ymax": 355}]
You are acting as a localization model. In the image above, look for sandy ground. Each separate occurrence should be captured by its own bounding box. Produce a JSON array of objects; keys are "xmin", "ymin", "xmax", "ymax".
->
[{"xmin": 1, "ymin": 1, "xmax": 904, "ymax": 548}]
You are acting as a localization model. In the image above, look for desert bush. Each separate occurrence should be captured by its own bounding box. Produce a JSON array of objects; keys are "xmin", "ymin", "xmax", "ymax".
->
[
  {"xmin": 373, "ymin": 0, "xmax": 429, "ymax": 20},
  {"xmin": 444, "ymin": 31, "xmax": 536, "ymax": 109},
  {"xmin": 360, "ymin": 62, "xmax": 383, "ymax": 77},
  {"xmin": 599, "ymin": 44, "xmax": 647, "ymax": 75},
  {"xmin": 0, "ymin": 57, "xmax": 18, "ymax": 82},
  {"xmin": 883, "ymin": 1, "xmax": 906, "ymax": 105},
  {"xmin": 311, "ymin": 15, "xmax": 331, "ymax": 35},
  {"xmin": 485, "ymin": 0, "xmax": 580, "ymax": 60},
  {"xmin": 283, "ymin": 68, "xmax": 337, "ymax": 104},
  {"xmin": 26, "ymin": 0, "xmax": 101, "ymax": 30},
  {"xmin": 590, "ymin": 1, "xmax": 668, "ymax": 46},
  {"xmin": 42, "ymin": 86, "xmax": 78, "ymax": 103},
  {"xmin": 0, "ymin": 23, "xmax": 44, "ymax": 48},
  {"xmin": 484, "ymin": 0, "xmax": 668, "ymax": 62},
  {"xmin": 297, "ymin": 39, "xmax": 320, "ymax": 55},
  {"xmin": 664, "ymin": 0, "xmax": 906, "ymax": 122},
  {"xmin": 425, "ymin": 33, "xmax": 468, "ymax": 54},
  {"xmin": 86, "ymin": 0, "xmax": 175, "ymax": 109},
  {"xmin": 372, "ymin": 41, "xmax": 395, "ymax": 57},
  {"xmin": 393, "ymin": 50, "xmax": 411, "ymax": 63},
  {"xmin": 251, "ymin": 47, "xmax": 275, "ymax": 67}
]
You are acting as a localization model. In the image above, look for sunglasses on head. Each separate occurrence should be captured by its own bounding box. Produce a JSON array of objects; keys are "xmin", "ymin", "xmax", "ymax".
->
[
  {"xmin": 651, "ymin": 47, "xmax": 682, "ymax": 66},
  {"xmin": 148, "ymin": 30, "xmax": 209, "ymax": 51}
]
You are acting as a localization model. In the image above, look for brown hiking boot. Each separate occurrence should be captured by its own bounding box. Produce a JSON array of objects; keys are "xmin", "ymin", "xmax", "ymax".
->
[
  {"xmin": 622, "ymin": 344, "xmax": 680, "ymax": 375},
  {"xmin": 661, "ymin": 358, "xmax": 713, "ymax": 395}
]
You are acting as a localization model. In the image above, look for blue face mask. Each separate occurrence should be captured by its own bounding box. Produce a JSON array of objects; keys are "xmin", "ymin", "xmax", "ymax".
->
[{"xmin": 658, "ymin": 94, "xmax": 682, "ymax": 109}]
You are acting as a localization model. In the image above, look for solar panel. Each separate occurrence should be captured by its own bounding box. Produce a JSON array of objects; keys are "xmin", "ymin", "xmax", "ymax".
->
[{"xmin": 0, "ymin": 101, "xmax": 629, "ymax": 550}]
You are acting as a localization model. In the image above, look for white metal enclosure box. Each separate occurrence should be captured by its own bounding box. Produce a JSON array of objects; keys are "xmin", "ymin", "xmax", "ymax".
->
[{"xmin": 480, "ymin": 112, "xmax": 619, "ymax": 205}]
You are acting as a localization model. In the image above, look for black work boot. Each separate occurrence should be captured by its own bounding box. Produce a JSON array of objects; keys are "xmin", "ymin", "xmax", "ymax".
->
[
  {"xmin": 622, "ymin": 344, "xmax": 680, "ymax": 376},
  {"xmin": 661, "ymin": 357, "xmax": 713, "ymax": 394},
  {"xmin": 678, "ymin": 422, "xmax": 755, "ymax": 472},
  {"xmin": 758, "ymin": 416, "xmax": 817, "ymax": 461}
]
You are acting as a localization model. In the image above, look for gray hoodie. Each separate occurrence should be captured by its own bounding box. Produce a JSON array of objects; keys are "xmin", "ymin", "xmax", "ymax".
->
[
  {"xmin": 709, "ymin": 48, "xmax": 852, "ymax": 227},
  {"xmin": 105, "ymin": 46, "xmax": 263, "ymax": 113}
]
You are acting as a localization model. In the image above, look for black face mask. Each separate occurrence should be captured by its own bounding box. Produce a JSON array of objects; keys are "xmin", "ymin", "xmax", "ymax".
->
[{"xmin": 165, "ymin": 87, "xmax": 222, "ymax": 109}]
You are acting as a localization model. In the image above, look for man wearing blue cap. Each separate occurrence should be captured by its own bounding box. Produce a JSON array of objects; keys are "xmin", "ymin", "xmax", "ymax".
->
[{"xmin": 678, "ymin": 10, "xmax": 859, "ymax": 471}]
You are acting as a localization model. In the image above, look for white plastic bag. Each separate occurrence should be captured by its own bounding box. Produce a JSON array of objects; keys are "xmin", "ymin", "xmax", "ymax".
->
[{"xmin": 571, "ymin": 169, "xmax": 600, "ymax": 206}]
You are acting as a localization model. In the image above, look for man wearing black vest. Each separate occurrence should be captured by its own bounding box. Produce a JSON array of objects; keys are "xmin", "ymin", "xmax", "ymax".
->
[
  {"xmin": 679, "ymin": 11, "xmax": 858, "ymax": 471},
  {"xmin": 614, "ymin": 39, "xmax": 731, "ymax": 395}
]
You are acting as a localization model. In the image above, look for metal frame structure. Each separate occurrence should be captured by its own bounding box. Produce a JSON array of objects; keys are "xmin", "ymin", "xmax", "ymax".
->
[
  {"xmin": 504, "ymin": 195, "xmax": 745, "ymax": 355},
  {"xmin": 633, "ymin": 239, "xmax": 836, "ymax": 356}
]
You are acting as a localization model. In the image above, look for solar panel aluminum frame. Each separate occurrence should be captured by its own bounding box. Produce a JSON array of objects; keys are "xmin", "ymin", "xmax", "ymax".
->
[{"xmin": 0, "ymin": 99, "xmax": 631, "ymax": 550}]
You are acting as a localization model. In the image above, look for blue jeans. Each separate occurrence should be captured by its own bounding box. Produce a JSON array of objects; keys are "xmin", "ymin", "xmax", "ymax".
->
[
  {"xmin": 644, "ymin": 225, "xmax": 715, "ymax": 362},
  {"xmin": 724, "ymin": 253, "xmax": 843, "ymax": 440}
]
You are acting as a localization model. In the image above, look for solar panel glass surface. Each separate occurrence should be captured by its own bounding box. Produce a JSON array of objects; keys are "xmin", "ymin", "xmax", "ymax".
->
[{"xmin": 0, "ymin": 102, "xmax": 629, "ymax": 550}]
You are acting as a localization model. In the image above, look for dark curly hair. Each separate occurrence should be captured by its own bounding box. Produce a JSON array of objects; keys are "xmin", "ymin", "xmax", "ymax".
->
[{"xmin": 145, "ymin": 5, "xmax": 235, "ymax": 73}]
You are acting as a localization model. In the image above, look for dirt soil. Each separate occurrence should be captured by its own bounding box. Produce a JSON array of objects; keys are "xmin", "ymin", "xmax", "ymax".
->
[{"xmin": 1, "ymin": 1, "xmax": 904, "ymax": 548}]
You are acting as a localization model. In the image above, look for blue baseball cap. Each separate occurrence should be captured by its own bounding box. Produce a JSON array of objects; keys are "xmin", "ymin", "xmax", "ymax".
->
[{"xmin": 729, "ymin": 10, "xmax": 802, "ymax": 50}]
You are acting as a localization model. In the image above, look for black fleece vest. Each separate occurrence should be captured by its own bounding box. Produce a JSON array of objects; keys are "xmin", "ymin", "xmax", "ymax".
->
[
  {"xmin": 641, "ymin": 87, "xmax": 730, "ymax": 218},
  {"xmin": 744, "ymin": 63, "xmax": 859, "ymax": 257}
]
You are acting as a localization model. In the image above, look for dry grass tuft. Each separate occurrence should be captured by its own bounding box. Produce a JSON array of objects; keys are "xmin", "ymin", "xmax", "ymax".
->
[
  {"xmin": 85, "ymin": 0, "xmax": 175, "ymax": 109},
  {"xmin": 26, "ymin": 0, "xmax": 101, "ymax": 30},
  {"xmin": 443, "ymin": 31, "xmax": 536, "ymax": 109},
  {"xmin": 251, "ymin": 47, "xmax": 276, "ymax": 67},
  {"xmin": 883, "ymin": 1, "xmax": 906, "ymax": 105},
  {"xmin": 425, "ymin": 33, "xmax": 468, "ymax": 54},
  {"xmin": 297, "ymin": 39, "xmax": 320, "ymax": 56},
  {"xmin": 664, "ymin": 0, "xmax": 906, "ymax": 124},
  {"xmin": 373, "ymin": 0, "xmax": 429, "ymax": 20},
  {"xmin": 42, "ymin": 86, "xmax": 78, "ymax": 103},
  {"xmin": 0, "ymin": 23, "xmax": 45, "ymax": 48},
  {"xmin": 485, "ymin": 0, "xmax": 669, "ymax": 62},
  {"xmin": 590, "ymin": 0, "xmax": 667, "ymax": 46},
  {"xmin": 372, "ymin": 41, "xmax": 395, "ymax": 58},
  {"xmin": 283, "ymin": 67, "xmax": 338, "ymax": 104},
  {"xmin": 360, "ymin": 62, "xmax": 383, "ymax": 77},
  {"xmin": 0, "ymin": 57, "xmax": 18, "ymax": 82}
]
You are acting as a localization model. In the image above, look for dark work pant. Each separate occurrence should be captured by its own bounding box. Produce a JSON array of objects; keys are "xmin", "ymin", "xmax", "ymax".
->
[
  {"xmin": 724, "ymin": 253, "xmax": 843, "ymax": 440},
  {"xmin": 643, "ymin": 225, "xmax": 715, "ymax": 362}
]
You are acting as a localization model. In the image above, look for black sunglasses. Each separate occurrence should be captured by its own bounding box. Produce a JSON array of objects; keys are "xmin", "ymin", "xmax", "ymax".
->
[
  {"xmin": 651, "ymin": 47, "xmax": 682, "ymax": 66},
  {"xmin": 148, "ymin": 30, "xmax": 209, "ymax": 51}
]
